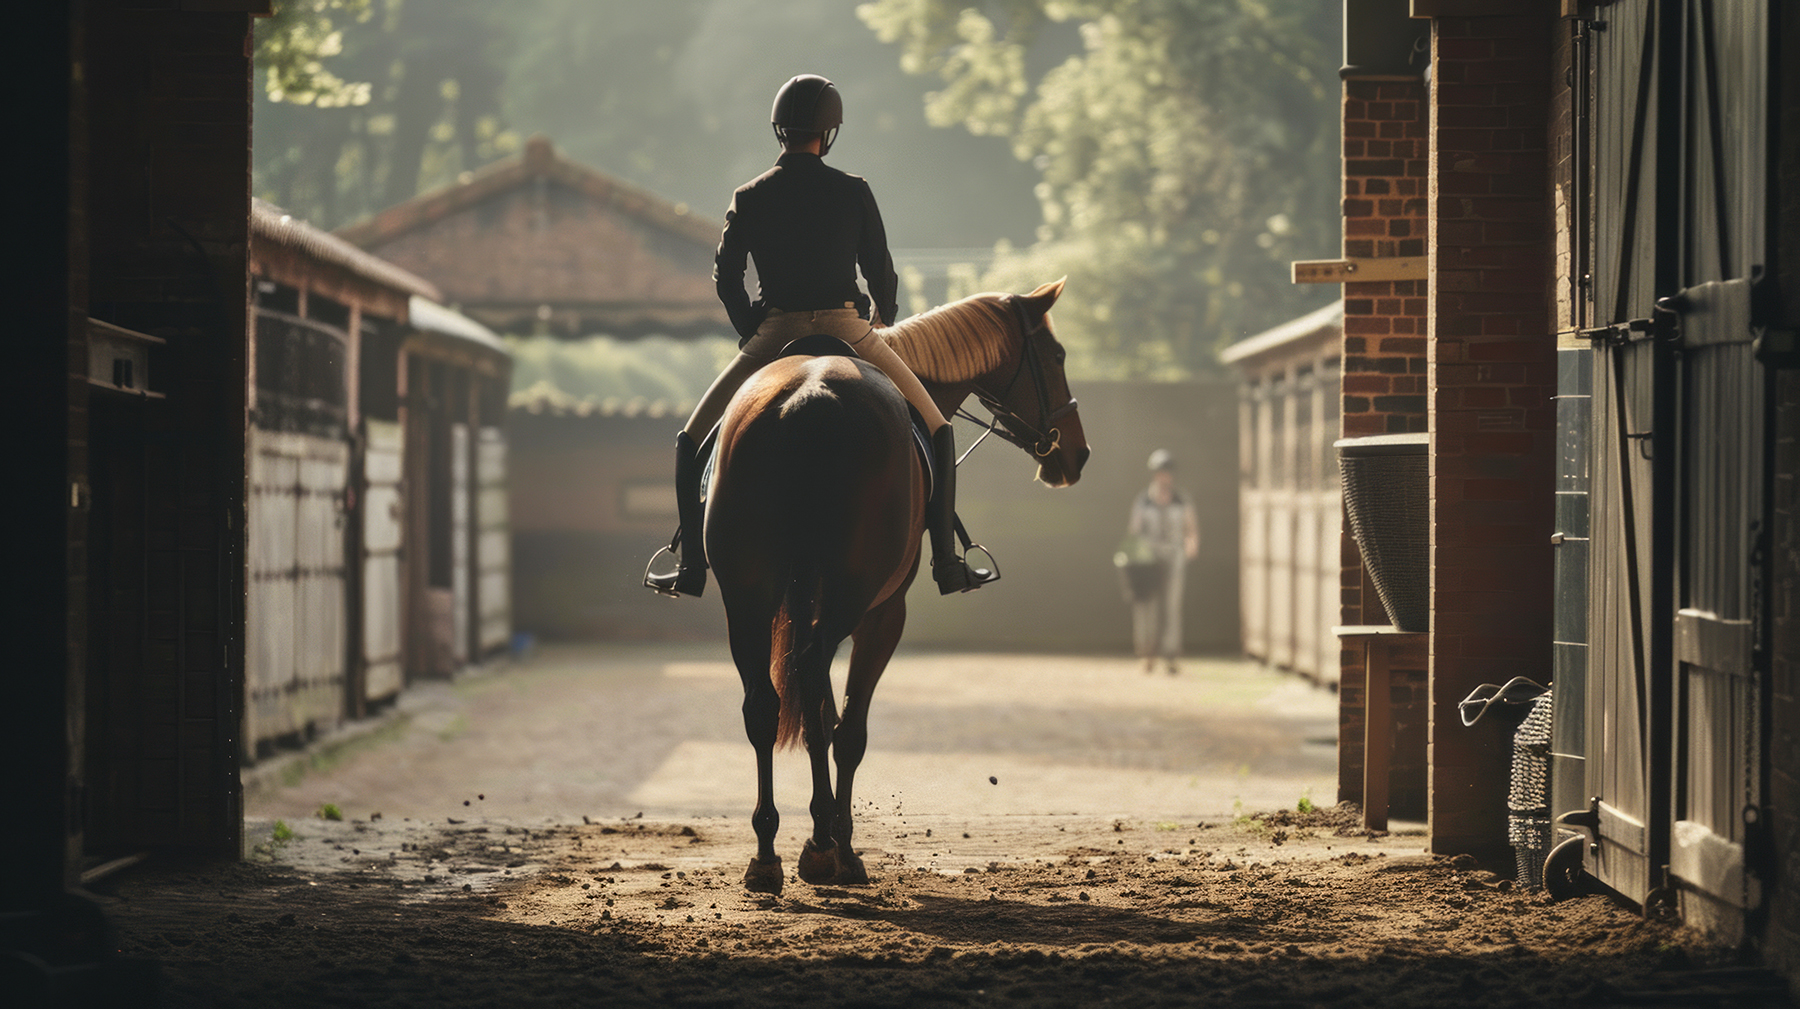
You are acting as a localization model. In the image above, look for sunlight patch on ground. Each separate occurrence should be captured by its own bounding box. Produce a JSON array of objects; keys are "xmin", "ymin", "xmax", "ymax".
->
[
  {"xmin": 626, "ymin": 740, "xmax": 1328, "ymax": 822},
  {"xmin": 660, "ymin": 653, "xmax": 1337, "ymax": 721}
]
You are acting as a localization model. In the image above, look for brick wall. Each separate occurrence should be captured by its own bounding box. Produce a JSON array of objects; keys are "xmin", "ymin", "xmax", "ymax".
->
[
  {"xmin": 1425, "ymin": 14, "xmax": 1558, "ymax": 856},
  {"xmin": 81, "ymin": 1, "xmax": 253, "ymax": 857},
  {"xmin": 1337, "ymin": 77, "xmax": 1430, "ymax": 820}
]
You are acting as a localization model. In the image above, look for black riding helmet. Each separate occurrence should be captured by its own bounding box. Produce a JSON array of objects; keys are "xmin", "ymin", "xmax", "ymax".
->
[{"xmin": 771, "ymin": 74, "xmax": 843, "ymax": 155}]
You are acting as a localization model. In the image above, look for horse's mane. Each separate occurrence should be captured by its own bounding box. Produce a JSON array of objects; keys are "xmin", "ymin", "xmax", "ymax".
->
[{"xmin": 882, "ymin": 294, "xmax": 1014, "ymax": 385}]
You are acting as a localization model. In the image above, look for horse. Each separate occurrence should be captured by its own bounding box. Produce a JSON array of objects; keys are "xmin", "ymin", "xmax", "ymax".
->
[{"xmin": 703, "ymin": 279, "xmax": 1089, "ymax": 893}]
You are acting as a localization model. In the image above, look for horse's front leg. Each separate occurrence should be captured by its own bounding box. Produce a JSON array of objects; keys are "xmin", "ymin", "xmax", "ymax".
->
[
  {"xmin": 826, "ymin": 590, "xmax": 909, "ymax": 885},
  {"xmin": 731, "ymin": 620, "xmax": 785, "ymax": 894}
]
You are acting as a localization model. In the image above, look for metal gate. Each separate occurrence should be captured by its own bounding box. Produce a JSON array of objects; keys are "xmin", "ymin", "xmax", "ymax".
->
[{"xmin": 361, "ymin": 419, "xmax": 404, "ymax": 702}]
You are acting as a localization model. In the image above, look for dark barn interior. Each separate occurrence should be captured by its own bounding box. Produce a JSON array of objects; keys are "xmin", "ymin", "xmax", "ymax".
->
[{"xmin": 9, "ymin": 1, "xmax": 1800, "ymax": 1005}]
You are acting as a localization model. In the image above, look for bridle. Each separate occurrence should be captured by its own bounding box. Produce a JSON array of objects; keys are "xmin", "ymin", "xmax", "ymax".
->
[{"xmin": 952, "ymin": 296, "xmax": 1080, "ymax": 462}]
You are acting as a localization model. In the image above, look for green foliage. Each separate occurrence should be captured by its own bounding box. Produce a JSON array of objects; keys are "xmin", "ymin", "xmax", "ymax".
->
[
  {"xmin": 255, "ymin": 0, "xmax": 374, "ymax": 108},
  {"xmin": 502, "ymin": 0, "xmax": 1040, "ymax": 247},
  {"xmin": 251, "ymin": 818, "xmax": 297, "ymax": 862},
  {"xmin": 315, "ymin": 802, "xmax": 343, "ymax": 821},
  {"xmin": 1297, "ymin": 793, "xmax": 1316, "ymax": 814},
  {"xmin": 254, "ymin": 0, "xmax": 524, "ymax": 227},
  {"xmin": 253, "ymin": 0, "xmax": 1041, "ymax": 247},
  {"xmin": 859, "ymin": 0, "xmax": 1342, "ymax": 375}
]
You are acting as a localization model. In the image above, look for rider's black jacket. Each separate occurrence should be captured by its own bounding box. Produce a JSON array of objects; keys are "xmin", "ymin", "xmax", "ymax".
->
[{"xmin": 713, "ymin": 152, "xmax": 899, "ymax": 342}]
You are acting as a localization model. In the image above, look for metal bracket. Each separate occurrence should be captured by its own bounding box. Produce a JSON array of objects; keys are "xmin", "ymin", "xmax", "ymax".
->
[
  {"xmin": 1579, "ymin": 317, "xmax": 1655, "ymax": 345},
  {"xmin": 1556, "ymin": 797, "xmax": 1603, "ymax": 855}
]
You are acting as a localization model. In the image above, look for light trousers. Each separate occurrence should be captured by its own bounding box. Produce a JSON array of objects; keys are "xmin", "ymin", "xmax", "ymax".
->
[
  {"xmin": 682, "ymin": 308, "xmax": 949, "ymax": 439},
  {"xmin": 1131, "ymin": 559, "xmax": 1186, "ymax": 660}
]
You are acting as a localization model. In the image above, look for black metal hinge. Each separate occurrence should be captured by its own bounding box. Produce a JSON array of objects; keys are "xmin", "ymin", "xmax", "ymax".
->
[{"xmin": 1579, "ymin": 317, "xmax": 1658, "ymax": 345}]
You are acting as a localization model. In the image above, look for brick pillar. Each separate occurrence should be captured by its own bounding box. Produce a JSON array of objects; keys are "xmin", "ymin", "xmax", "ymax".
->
[
  {"xmin": 1425, "ymin": 13, "xmax": 1557, "ymax": 856},
  {"xmin": 1337, "ymin": 77, "xmax": 1431, "ymax": 819}
]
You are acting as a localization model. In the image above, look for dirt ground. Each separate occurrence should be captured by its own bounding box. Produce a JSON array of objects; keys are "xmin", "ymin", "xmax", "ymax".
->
[
  {"xmin": 99, "ymin": 806, "xmax": 1794, "ymax": 1008},
  {"xmin": 89, "ymin": 648, "xmax": 1794, "ymax": 1006}
]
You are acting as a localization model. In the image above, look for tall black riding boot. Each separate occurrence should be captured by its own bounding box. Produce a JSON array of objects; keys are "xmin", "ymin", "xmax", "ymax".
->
[
  {"xmin": 928, "ymin": 425, "xmax": 999, "ymax": 594},
  {"xmin": 644, "ymin": 431, "xmax": 708, "ymax": 597}
]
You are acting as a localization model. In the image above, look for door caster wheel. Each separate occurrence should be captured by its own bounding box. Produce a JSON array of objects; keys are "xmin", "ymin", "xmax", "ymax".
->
[{"xmin": 1543, "ymin": 835, "xmax": 1589, "ymax": 901}]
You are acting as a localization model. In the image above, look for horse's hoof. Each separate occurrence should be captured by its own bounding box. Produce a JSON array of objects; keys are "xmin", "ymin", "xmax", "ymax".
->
[
  {"xmin": 743, "ymin": 855, "xmax": 784, "ymax": 894},
  {"xmin": 797, "ymin": 838, "xmax": 838, "ymax": 885},
  {"xmin": 831, "ymin": 846, "xmax": 870, "ymax": 885}
]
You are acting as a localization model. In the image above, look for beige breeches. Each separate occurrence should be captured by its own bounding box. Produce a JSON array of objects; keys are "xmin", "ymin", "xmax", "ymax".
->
[{"xmin": 682, "ymin": 307, "xmax": 949, "ymax": 439}]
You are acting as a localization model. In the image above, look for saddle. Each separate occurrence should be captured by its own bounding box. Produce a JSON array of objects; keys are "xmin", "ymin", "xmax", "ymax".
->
[{"xmin": 698, "ymin": 335, "xmax": 935, "ymax": 499}]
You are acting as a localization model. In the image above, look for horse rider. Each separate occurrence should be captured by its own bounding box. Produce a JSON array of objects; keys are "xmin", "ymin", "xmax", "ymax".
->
[{"xmin": 645, "ymin": 73, "xmax": 998, "ymax": 599}]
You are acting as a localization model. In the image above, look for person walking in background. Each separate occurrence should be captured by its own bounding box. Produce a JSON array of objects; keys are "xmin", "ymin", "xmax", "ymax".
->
[{"xmin": 1127, "ymin": 449, "xmax": 1199, "ymax": 674}]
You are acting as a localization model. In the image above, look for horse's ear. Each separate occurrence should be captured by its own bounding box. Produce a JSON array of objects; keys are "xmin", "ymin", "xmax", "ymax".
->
[{"xmin": 1020, "ymin": 277, "xmax": 1066, "ymax": 316}]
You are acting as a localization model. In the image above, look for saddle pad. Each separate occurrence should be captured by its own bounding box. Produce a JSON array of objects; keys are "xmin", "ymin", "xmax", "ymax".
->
[{"xmin": 697, "ymin": 407, "xmax": 932, "ymax": 502}]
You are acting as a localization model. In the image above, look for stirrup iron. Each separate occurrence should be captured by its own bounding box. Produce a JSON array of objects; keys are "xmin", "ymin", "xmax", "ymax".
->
[
  {"xmin": 643, "ymin": 543, "xmax": 686, "ymax": 598},
  {"xmin": 934, "ymin": 518, "xmax": 1000, "ymax": 594}
]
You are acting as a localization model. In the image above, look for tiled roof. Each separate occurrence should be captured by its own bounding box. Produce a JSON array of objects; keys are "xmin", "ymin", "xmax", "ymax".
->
[
  {"xmin": 508, "ymin": 379, "xmax": 688, "ymax": 420},
  {"xmin": 334, "ymin": 135, "xmax": 719, "ymax": 251},
  {"xmin": 409, "ymin": 295, "xmax": 509, "ymax": 360},
  {"xmin": 1219, "ymin": 300, "xmax": 1344, "ymax": 367},
  {"xmin": 251, "ymin": 198, "xmax": 441, "ymax": 301},
  {"xmin": 330, "ymin": 136, "xmax": 728, "ymax": 338}
]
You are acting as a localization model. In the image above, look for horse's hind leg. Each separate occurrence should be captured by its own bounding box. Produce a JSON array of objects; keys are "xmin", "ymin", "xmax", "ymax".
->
[
  {"xmin": 730, "ymin": 619, "xmax": 785, "ymax": 894},
  {"xmin": 826, "ymin": 592, "xmax": 909, "ymax": 885},
  {"xmin": 795, "ymin": 636, "xmax": 845, "ymax": 885}
]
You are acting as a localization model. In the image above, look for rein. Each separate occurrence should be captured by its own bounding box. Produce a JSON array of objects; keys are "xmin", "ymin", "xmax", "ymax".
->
[{"xmin": 952, "ymin": 296, "xmax": 1079, "ymax": 462}]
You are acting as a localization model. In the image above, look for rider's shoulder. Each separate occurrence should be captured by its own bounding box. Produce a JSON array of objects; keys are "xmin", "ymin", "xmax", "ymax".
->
[{"xmin": 737, "ymin": 164, "xmax": 783, "ymax": 193}]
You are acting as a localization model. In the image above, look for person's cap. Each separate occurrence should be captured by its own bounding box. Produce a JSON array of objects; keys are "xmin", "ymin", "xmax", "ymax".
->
[{"xmin": 1147, "ymin": 448, "xmax": 1174, "ymax": 471}]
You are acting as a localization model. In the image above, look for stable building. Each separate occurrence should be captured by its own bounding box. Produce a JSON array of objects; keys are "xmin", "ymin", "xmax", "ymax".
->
[
  {"xmin": 1316, "ymin": 1, "xmax": 1800, "ymax": 981},
  {"xmin": 247, "ymin": 201, "xmax": 512, "ymax": 757},
  {"xmin": 334, "ymin": 135, "xmax": 729, "ymax": 339},
  {"xmin": 1221, "ymin": 300, "xmax": 1346, "ymax": 689}
]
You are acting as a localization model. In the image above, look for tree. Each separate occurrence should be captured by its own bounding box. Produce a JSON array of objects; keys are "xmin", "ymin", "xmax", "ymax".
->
[
  {"xmin": 252, "ymin": 0, "xmax": 1041, "ymax": 251},
  {"xmin": 253, "ymin": 0, "xmax": 519, "ymax": 229},
  {"xmin": 859, "ymin": 0, "xmax": 1340, "ymax": 376},
  {"xmin": 254, "ymin": 0, "xmax": 373, "ymax": 109}
]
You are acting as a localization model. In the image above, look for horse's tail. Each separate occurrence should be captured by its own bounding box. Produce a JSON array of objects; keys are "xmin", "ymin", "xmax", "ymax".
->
[{"xmin": 770, "ymin": 563, "xmax": 834, "ymax": 750}]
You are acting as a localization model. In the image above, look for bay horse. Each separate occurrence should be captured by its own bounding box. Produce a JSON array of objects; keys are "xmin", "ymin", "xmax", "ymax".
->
[{"xmin": 704, "ymin": 279, "xmax": 1089, "ymax": 893}]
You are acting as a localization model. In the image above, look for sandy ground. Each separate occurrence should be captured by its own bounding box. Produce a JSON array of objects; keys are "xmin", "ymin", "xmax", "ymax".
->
[
  {"xmin": 87, "ymin": 646, "xmax": 1796, "ymax": 1006},
  {"xmin": 99, "ymin": 809, "xmax": 1793, "ymax": 1008},
  {"xmin": 244, "ymin": 645, "xmax": 1343, "ymax": 826}
]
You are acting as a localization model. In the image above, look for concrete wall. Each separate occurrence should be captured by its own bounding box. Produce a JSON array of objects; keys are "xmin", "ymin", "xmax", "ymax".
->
[{"xmin": 508, "ymin": 379, "xmax": 1240, "ymax": 654}]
